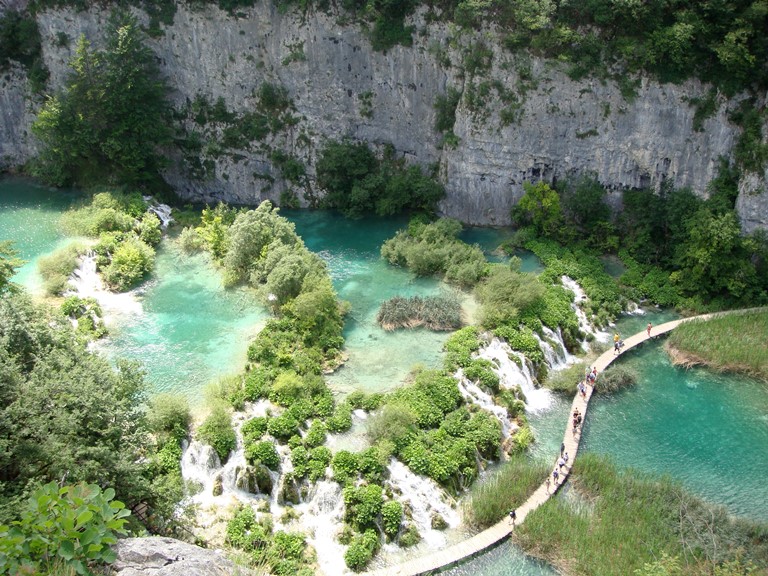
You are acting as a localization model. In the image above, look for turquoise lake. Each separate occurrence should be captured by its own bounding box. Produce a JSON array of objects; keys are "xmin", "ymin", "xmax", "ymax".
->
[{"xmin": 3, "ymin": 178, "xmax": 767, "ymax": 573}]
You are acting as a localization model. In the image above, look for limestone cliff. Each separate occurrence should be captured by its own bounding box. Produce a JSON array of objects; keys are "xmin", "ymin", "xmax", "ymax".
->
[{"xmin": 1, "ymin": 2, "xmax": 767, "ymax": 228}]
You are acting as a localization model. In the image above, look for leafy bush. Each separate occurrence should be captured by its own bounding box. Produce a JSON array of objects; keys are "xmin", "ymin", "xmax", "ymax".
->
[
  {"xmin": 245, "ymin": 441, "xmax": 280, "ymax": 471},
  {"xmin": 463, "ymin": 358, "xmax": 500, "ymax": 393},
  {"xmin": 241, "ymin": 416, "xmax": 269, "ymax": 444},
  {"xmin": 346, "ymin": 391, "xmax": 385, "ymax": 412},
  {"xmin": 196, "ymin": 405, "xmax": 236, "ymax": 463},
  {"xmin": 332, "ymin": 451, "xmax": 360, "ymax": 485},
  {"xmin": 146, "ymin": 394, "xmax": 191, "ymax": 443},
  {"xmin": 343, "ymin": 484, "xmax": 384, "ymax": 530},
  {"xmin": 304, "ymin": 419, "xmax": 327, "ymax": 448},
  {"xmin": 0, "ymin": 482, "xmax": 130, "ymax": 576},
  {"xmin": 267, "ymin": 413, "xmax": 300, "ymax": 441},
  {"xmin": 596, "ymin": 366, "xmax": 638, "ymax": 394},
  {"xmin": 443, "ymin": 326, "xmax": 481, "ymax": 370},
  {"xmin": 100, "ymin": 236, "xmax": 155, "ymax": 291},
  {"xmin": 381, "ymin": 500, "xmax": 403, "ymax": 540},
  {"xmin": 327, "ymin": 401, "xmax": 353, "ymax": 433},
  {"xmin": 344, "ymin": 529, "xmax": 379, "ymax": 572},
  {"xmin": 307, "ymin": 446, "xmax": 332, "ymax": 481}
]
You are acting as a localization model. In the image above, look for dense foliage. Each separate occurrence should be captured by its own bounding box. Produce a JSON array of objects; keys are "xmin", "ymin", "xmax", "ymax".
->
[
  {"xmin": 514, "ymin": 454, "xmax": 768, "ymax": 575},
  {"xmin": 381, "ymin": 217, "xmax": 488, "ymax": 287},
  {"xmin": 316, "ymin": 141, "xmax": 444, "ymax": 217},
  {"xmin": 31, "ymin": 11, "xmax": 172, "ymax": 190},
  {"xmin": 511, "ymin": 172, "xmax": 768, "ymax": 312},
  {"xmin": 0, "ymin": 291, "xmax": 183, "ymax": 531},
  {"xmin": 0, "ymin": 482, "xmax": 130, "ymax": 575},
  {"xmin": 0, "ymin": 10, "xmax": 48, "ymax": 91}
]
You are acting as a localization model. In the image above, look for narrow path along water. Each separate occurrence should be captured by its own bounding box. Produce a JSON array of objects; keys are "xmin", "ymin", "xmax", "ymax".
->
[{"xmin": 364, "ymin": 310, "xmax": 765, "ymax": 576}]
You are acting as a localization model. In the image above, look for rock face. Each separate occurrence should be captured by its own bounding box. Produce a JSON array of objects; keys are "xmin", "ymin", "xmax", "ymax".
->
[
  {"xmin": 111, "ymin": 537, "xmax": 243, "ymax": 576},
  {"xmin": 1, "ymin": 2, "xmax": 767, "ymax": 229}
]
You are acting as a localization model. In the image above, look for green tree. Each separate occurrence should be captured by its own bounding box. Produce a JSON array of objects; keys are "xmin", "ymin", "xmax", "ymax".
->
[
  {"xmin": 512, "ymin": 181, "xmax": 563, "ymax": 238},
  {"xmin": 32, "ymin": 12, "xmax": 171, "ymax": 189},
  {"xmin": 0, "ymin": 293, "xmax": 155, "ymax": 523},
  {"xmin": 0, "ymin": 241, "xmax": 24, "ymax": 294}
]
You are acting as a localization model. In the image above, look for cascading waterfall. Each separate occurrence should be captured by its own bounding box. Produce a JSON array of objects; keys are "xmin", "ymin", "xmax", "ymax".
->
[
  {"xmin": 295, "ymin": 481, "xmax": 347, "ymax": 576},
  {"xmin": 143, "ymin": 196, "xmax": 174, "ymax": 228},
  {"xmin": 477, "ymin": 338, "xmax": 553, "ymax": 413},
  {"xmin": 534, "ymin": 326, "xmax": 576, "ymax": 371},
  {"xmin": 384, "ymin": 460, "xmax": 460, "ymax": 549},
  {"xmin": 456, "ymin": 373, "xmax": 515, "ymax": 438},
  {"xmin": 66, "ymin": 252, "xmax": 143, "ymax": 320},
  {"xmin": 561, "ymin": 275, "xmax": 611, "ymax": 345}
]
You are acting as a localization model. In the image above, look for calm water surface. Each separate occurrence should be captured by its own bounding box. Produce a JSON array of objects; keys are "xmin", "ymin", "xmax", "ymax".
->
[{"xmin": 4, "ymin": 180, "xmax": 767, "ymax": 573}]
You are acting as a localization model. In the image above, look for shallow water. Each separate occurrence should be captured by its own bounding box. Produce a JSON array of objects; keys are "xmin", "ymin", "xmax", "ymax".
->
[{"xmin": 4, "ymin": 180, "xmax": 767, "ymax": 572}]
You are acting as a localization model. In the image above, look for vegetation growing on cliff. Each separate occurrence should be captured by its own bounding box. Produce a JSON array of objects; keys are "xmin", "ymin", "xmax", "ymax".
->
[
  {"xmin": 0, "ymin": 9, "xmax": 48, "ymax": 91},
  {"xmin": 31, "ymin": 12, "xmax": 172, "ymax": 190},
  {"xmin": 316, "ymin": 140, "xmax": 445, "ymax": 217},
  {"xmin": 665, "ymin": 309, "xmax": 768, "ymax": 381}
]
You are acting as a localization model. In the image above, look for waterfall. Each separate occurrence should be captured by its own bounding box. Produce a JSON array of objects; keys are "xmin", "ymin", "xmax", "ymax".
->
[
  {"xmin": 456, "ymin": 374, "xmax": 515, "ymax": 438},
  {"xmin": 534, "ymin": 325, "xmax": 576, "ymax": 371},
  {"xmin": 385, "ymin": 459, "xmax": 460, "ymax": 548},
  {"xmin": 295, "ymin": 481, "xmax": 347, "ymax": 576},
  {"xmin": 561, "ymin": 275, "xmax": 611, "ymax": 346},
  {"xmin": 65, "ymin": 253, "xmax": 143, "ymax": 321},
  {"xmin": 477, "ymin": 338, "xmax": 553, "ymax": 413},
  {"xmin": 143, "ymin": 196, "xmax": 174, "ymax": 228}
]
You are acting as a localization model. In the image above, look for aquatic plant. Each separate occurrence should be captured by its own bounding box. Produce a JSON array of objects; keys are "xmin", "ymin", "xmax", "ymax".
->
[
  {"xmin": 37, "ymin": 242, "xmax": 86, "ymax": 295},
  {"xmin": 665, "ymin": 310, "xmax": 768, "ymax": 381},
  {"xmin": 376, "ymin": 294, "xmax": 462, "ymax": 331},
  {"xmin": 463, "ymin": 454, "xmax": 548, "ymax": 529},
  {"xmin": 196, "ymin": 404, "xmax": 236, "ymax": 463}
]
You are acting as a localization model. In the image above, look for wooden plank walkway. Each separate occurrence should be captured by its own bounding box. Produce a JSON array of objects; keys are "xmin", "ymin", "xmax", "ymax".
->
[{"xmin": 363, "ymin": 312, "xmax": 731, "ymax": 576}]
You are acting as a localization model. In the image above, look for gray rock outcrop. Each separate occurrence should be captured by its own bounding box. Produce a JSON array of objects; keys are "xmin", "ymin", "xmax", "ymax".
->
[
  {"xmin": 1, "ymin": 2, "xmax": 766, "ymax": 229},
  {"xmin": 111, "ymin": 537, "xmax": 245, "ymax": 576}
]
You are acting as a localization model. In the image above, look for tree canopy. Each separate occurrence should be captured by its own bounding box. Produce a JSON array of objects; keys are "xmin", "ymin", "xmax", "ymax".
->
[{"xmin": 31, "ymin": 11, "xmax": 171, "ymax": 189}]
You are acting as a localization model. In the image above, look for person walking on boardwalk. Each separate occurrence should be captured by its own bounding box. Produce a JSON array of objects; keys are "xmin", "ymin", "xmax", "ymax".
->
[
  {"xmin": 546, "ymin": 477, "xmax": 551, "ymax": 494},
  {"xmin": 560, "ymin": 442, "xmax": 565, "ymax": 457},
  {"xmin": 553, "ymin": 468, "xmax": 560, "ymax": 484},
  {"xmin": 509, "ymin": 509, "xmax": 516, "ymax": 526},
  {"xmin": 647, "ymin": 322, "xmax": 652, "ymax": 337},
  {"xmin": 557, "ymin": 456, "xmax": 566, "ymax": 471}
]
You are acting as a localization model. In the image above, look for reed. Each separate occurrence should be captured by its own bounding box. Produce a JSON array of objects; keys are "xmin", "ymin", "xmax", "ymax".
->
[
  {"xmin": 665, "ymin": 309, "xmax": 768, "ymax": 381},
  {"xmin": 463, "ymin": 455, "xmax": 549, "ymax": 529},
  {"xmin": 376, "ymin": 295, "xmax": 461, "ymax": 331},
  {"xmin": 37, "ymin": 242, "xmax": 86, "ymax": 295},
  {"xmin": 514, "ymin": 453, "xmax": 768, "ymax": 575}
]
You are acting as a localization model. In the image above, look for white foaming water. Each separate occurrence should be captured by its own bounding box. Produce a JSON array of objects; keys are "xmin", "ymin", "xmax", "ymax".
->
[
  {"xmin": 456, "ymin": 374, "xmax": 514, "ymax": 438},
  {"xmin": 66, "ymin": 253, "xmax": 143, "ymax": 321},
  {"xmin": 561, "ymin": 275, "xmax": 611, "ymax": 345},
  {"xmin": 143, "ymin": 196, "xmax": 174, "ymax": 228},
  {"xmin": 295, "ymin": 481, "xmax": 348, "ymax": 576},
  {"xmin": 534, "ymin": 325, "xmax": 576, "ymax": 371},
  {"xmin": 478, "ymin": 338, "xmax": 553, "ymax": 413},
  {"xmin": 386, "ymin": 459, "xmax": 460, "ymax": 548}
]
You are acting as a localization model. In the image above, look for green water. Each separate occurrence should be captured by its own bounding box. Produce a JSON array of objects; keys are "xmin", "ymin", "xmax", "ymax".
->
[
  {"xmin": 95, "ymin": 240, "xmax": 268, "ymax": 401},
  {"xmin": 0, "ymin": 177, "xmax": 80, "ymax": 293},
  {"xmin": 4, "ymin": 180, "xmax": 768, "ymax": 571}
]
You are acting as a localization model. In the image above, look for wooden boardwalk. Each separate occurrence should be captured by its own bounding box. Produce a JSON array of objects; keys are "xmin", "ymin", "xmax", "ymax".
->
[{"xmin": 364, "ymin": 314, "xmax": 716, "ymax": 576}]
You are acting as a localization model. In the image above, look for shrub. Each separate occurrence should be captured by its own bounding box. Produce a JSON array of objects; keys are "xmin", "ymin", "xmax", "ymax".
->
[
  {"xmin": 327, "ymin": 401, "xmax": 353, "ymax": 433},
  {"xmin": 366, "ymin": 404, "xmax": 418, "ymax": 451},
  {"xmin": 100, "ymin": 236, "xmax": 155, "ymax": 291},
  {"xmin": 398, "ymin": 523, "xmax": 421, "ymax": 547},
  {"xmin": 267, "ymin": 413, "xmax": 300, "ymax": 441},
  {"xmin": 377, "ymin": 295, "xmax": 462, "ymax": 331},
  {"xmin": 178, "ymin": 226, "xmax": 205, "ymax": 253},
  {"xmin": 307, "ymin": 446, "xmax": 331, "ymax": 481},
  {"xmin": 344, "ymin": 484, "xmax": 384, "ymax": 530},
  {"xmin": 153, "ymin": 440, "xmax": 183, "ymax": 475},
  {"xmin": 196, "ymin": 405, "xmax": 236, "ymax": 463},
  {"xmin": 146, "ymin": 394, "xmax": 191, "ymax": 443},
  {"xmin": 463, "ymin": 358, "xmax": 500, "ymax": 393},
  {"xmin": 245, "ymin": 441, "xmax": 280, "ymax": 471},
  {"xmin": 241, "ymin": 416, "xmax": 269, "ymax": 444},
  {"xmin": 243, "ymin": 366, "xmax": 276, "ymax": 401},
  {"xmin": 332, "ymin": 450, "xmax": 359, "ymax": 485},
  {"xmin": 291, "ymin": 445, "xmax": 309, "ymax": 479},
  {"xmin": 444, "ymin": 326, "xmax": 481, "ymax": 370},
  {"xmin": 135, "ymin": 212, "xmax": 162, "ymax": 246},
  {"xmin": 304, "ymin": 420, "xmax": 327, "ymax": 448},
  {"xmin": 344, "ymin": 529, "xmax": 379, "ymax": 572},
  {"xmin": 381, "ymin": 500, "xmax": 403, "ymax": 540},
  {"xmin": 0, "ymin": 482, "xmax": 130, "ymax": 576},
  {"xmin": 226, "ymin": 505, "xmax": 270, "ymax": 551},
  {"xmin": 596, "ymin": 366, "xmax": 638, "ymax": 394}
]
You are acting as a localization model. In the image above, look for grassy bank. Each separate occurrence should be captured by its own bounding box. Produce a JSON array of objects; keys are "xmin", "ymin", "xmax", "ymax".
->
[
  {"xmin": 513, "ymin": 453, "xmax": 768, "ymax": 576},
  {"xmin": 665, "ymin": 309, "xmax": 768, "ymax": 382},
  {"xmin": 463, "ymin": 455, "xmax": 549, "ymax": 529}
]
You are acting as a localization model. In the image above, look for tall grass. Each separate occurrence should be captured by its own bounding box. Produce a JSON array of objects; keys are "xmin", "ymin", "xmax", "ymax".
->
[
  {"xmin": 377, "ymin": 295, "xmax": 461, "ymax": 331},
  {"xmin": 666, "ymin": 309, "xmax": 768, "ymax": 381},
  {"xmin": 37, "ymin": 242, "xmax": 86, "ymax": 295},
  {"xmin": 513, "ymin": 453, "xmax": 768, "ymax": 575},
  {"xmin": 463, "ymin": 454, "xmax": 549, "ymax": 529}
]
